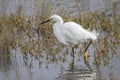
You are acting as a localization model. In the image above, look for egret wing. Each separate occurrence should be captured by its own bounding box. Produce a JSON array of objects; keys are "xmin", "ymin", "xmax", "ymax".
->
[
  {"xmin": 61, "ymin": 22, "xmax": 97, "ymax": 42},
  {"xmin": 60, "ymin": 22, "xmax": 87, "ymax": 44}
]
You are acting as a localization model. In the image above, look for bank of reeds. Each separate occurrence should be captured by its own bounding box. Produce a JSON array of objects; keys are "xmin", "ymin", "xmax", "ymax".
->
[{"xmin": 0, "ymin": 0, "xmax": 120, "ymax": 68}]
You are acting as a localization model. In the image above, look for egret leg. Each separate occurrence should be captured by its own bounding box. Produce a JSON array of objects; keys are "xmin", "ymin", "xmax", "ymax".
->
[
  {"xmin": 84, "ymin": 39, "xmax": 92, "ymax": 53},
  {"xmin": 83, "ymin": 39, "xmax": 92, "ymax": 71},
  {"xmin": 71, "ymin": 47, "xmax": 75, "ymax": 70}
]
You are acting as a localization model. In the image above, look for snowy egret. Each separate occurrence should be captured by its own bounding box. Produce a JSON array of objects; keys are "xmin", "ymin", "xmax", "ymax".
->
[{"xmin": 41, "ymin": 15, "xmax": 98, "ymax": 70}]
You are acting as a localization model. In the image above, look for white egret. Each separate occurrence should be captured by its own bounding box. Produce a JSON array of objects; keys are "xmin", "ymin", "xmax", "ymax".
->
[{"xmin": 41, "ymin": 15, "xmax": 98, "ymax": 70}]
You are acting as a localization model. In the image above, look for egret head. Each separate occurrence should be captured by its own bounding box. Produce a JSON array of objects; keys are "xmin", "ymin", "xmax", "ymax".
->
[
  {"xmin": 41, "ymin": 15, "xmax": 63, "ymax": 24},
  {"xmin": 50, "ymin": 15, "xmax": 63, "ymax": 23}
]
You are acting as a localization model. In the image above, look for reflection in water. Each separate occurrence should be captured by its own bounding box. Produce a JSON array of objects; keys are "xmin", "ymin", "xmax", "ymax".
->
[
  {"xmin": 0, "ymin": 43, "xmax": 120, "ymax": 80},
  {"xmin": 0, "ymin": 0, "xmax": 120, "ymax": 80},
  {"xmin": 0, "ymin": 22, "xmax": 120, "ymax": 80},
  {"xmin": 0, "ymin": 48, "xmax": 62, "ymax": 80}
]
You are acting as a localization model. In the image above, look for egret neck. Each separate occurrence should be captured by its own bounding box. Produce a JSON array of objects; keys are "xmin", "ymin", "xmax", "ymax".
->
[
  {"xmin": 53, "ymin": 18, "xmax": 67, "ymax": 45},
  {"xmin": 52, "ymin": 15, "xmax": 63, "ymax": 36}
]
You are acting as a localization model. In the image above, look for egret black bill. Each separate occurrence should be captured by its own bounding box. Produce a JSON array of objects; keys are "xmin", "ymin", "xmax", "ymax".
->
[{"xmin": 40, "ymin": 19, "xmax": 52, "ymax": 24}]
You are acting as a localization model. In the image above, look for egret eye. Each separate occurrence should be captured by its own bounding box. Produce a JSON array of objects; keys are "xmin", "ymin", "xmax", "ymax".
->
[{"xmin": 52, "ymin": 20, "xmax": 56, "ymax": 23}]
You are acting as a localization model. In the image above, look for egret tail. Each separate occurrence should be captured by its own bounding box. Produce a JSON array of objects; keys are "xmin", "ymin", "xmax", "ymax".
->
[
  {"xmin": 91, "ymin": 30, "xmax": 99, "ymax": 36},
  {"xmin": 89, "ymin": 29, "xmax": 99, "ymax": 40}
]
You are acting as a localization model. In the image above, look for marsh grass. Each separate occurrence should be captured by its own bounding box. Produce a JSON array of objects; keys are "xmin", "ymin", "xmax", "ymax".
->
[
  {"xmin": 0, "ymin": 12, "xmax": 119, "ymax": 67},
  {"xmin": 0, "ymin": 0, "xmax": 119, "ymax": 74}
]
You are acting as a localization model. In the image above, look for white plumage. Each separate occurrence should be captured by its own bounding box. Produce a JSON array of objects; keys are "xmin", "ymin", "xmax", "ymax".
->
[
  {"xmin": 40, "ymin": 15, "xmax": 98, "ymax": 70},
  {"xmin": 50, "ymin": 15, "xmax": 98, "ymax": 45}
]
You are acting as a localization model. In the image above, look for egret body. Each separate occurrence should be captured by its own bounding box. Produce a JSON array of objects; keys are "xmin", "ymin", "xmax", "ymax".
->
[
  {"xmin": 41, "ymin": 15, "xmax": 98, "ymax": 46},
  {"xmin": 41, "ymin": 15, "xmax": 98, "ymax": 70}
]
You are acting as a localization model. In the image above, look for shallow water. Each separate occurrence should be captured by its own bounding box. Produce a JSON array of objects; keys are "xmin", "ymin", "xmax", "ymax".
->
[
  {"xmin": 2, "ymin": 0, "xmax": 120, "ymax": 15},
  {"xmin": 0, "ymin": 0, "xmax": 120, "ymax": 80},
  {"xmin": 0, "ymin": 45, "xmax": 120, "ymax": 80}
]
